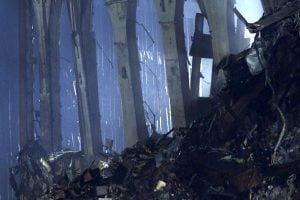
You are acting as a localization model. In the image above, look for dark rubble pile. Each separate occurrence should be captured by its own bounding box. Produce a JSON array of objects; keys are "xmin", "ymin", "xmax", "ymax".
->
[{"xmin": 39, "ymin": 111, "xmax": 300, "ymax": 200}]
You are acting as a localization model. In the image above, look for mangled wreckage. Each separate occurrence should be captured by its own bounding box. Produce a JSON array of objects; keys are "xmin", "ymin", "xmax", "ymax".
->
[{"xmin": 11, "ymin": 2, "xmax": 300, "ymax": 200}]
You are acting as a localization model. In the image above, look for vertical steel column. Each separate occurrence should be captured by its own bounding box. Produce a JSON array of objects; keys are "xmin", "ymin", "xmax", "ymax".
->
[
  {"xmin": 32, "ymin": 0, "xmax": 52, "ymax": 152},
  {"xmin": 127, "ymin": 0, "xmax": 148, "ymax": 142},
  {"xmin": 32, "ymin": 0, "xmax": 63, "ymax": 152},
  {"xmin": 19, "ymin": 0, "xmax": 34, "ymax": 148},
  {"xmin": 67, "ymin": 0, "xmax": 103, "ymax": 155},
  {"xmin": 154, "ymin": 0, "xmax": 191, "ymax": 128},
  {"xmin": 49, "ymin": 0, "xmax": 63, "ymax": 152},
  {"xmin": 106, "ymin": 0, "xmax": 148, "ymax": 147}
]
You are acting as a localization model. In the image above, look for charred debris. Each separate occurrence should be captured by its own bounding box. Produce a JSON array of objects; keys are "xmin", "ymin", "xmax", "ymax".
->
[{"xmin": 11, "ymin": 2, "xmax": 300, "ymax": 200}]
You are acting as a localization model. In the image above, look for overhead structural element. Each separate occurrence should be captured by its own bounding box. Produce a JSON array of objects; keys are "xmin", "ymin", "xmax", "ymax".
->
[
  {"xmin": 67, "ymin": 0, "xmax": 103, "ymax": 156},
  {"xmin": 235, "ymin": 1, "xmax": 299, "ymax": 34},
  {"xmin": 19, "ymin": 0, "xmax": 34, "ymax": 148},
  {"xmin": 32, "ymin": 0, "xmax": 63, "ymax": 152},
  {"xmin": 198, "ymin": 0, "xmax": 230, "ymax": 65},
  {"xmin": 106, "ymin": 0, "xmax": 148, "ymax": 147},
  {"xmin": 153, "ymin": 0, "xmax": 191, "ymax": 128},
  {"xmin": 197, "ymin": 0, "xmax": 231, "ymax": 95}
]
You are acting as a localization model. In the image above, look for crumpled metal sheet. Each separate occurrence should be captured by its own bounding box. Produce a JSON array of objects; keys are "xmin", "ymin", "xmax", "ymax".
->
[
  {"xmin": 10, "ymin": 140, "xmax": 79, "ymax": 200},
  {"xmin": 246, "ymin": 48, "xmax": 266, "ymax": 75}
]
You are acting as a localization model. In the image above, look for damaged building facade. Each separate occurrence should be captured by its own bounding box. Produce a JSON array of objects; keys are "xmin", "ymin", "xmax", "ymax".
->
[{"xmin": 0, "ymin": 0, "xmax": 299, "ymax": 199}]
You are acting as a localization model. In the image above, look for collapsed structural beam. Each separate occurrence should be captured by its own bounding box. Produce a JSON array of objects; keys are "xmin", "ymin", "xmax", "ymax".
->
[
  {"xmin": 190, "ymin": 14, "xmax": 204, "ymax": 99},
  {"xmin": 261, "ymin": 0, "xmax": 289, "ymax": 15},
  {"xmin": 67, "ymin": 0, "xmax": 103, "ymax": 155},
  {"xmin": 32, "ymin": 0, "xmax": 63, "ymax": 152},
  {"xmin": 227, "ymin": 0, "xmax": 250, "ymax": 54},
  {"xmin": 154, "ymin": 0, "xmax": 191, "ymax": 128},
  {"xmin": 190, "ymin": 13, "xmax": 213, "ymax": 99},
  {"xmin": 106, "ymin": 0, "xmax": 148, "ymax": 147}
]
